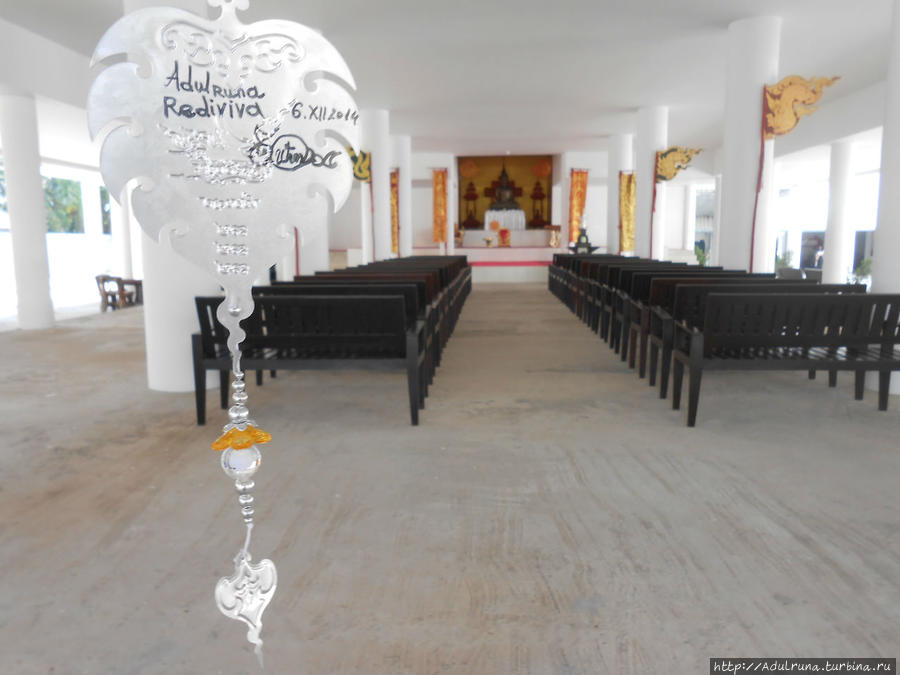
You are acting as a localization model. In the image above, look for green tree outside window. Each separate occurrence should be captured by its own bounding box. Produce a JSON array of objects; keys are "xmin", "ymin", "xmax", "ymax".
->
[
  {"xmin": 100, "ymin": 185, "xmax": 112, "ymax": 235},
  {"xmin": 43, "ymin": 176, "xmax": 83, "ymax": 233},
  {"xmin": 0, "ymin": 168, "xmax": 7, "ymax": 214}
]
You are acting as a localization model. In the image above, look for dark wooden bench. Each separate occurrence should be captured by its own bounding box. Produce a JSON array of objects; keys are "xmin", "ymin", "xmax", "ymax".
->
[
  {"xmin": 650, "ymin": 282, "xmax": 865, "ymax": 398},
  {"xmin": 605, "ymin": 262, "xmax": 695, "ymax": 352},
  {"xmin": 623, "ymin": 271, "xmax": 772, "ymax": 373},
  {"xmin": 671, "ymin": 293, "xmax": 900, "ymax": 426},
  {"xmin": 616, "ymin": 267, "xmax": 751, "ymax": 363},
  {"xmin": 192, "ymin": 294, "xmax": 428, "ymax": 426},
  {"xmin": 256, "ymin": 282, "xmax": 436, "ymax": 393}
]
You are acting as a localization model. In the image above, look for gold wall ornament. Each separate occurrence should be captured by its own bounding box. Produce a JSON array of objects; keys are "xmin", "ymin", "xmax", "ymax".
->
[
  {"xmin": 432, "ymin": 168, "xmax": 448, "ymax": 243},
  {"xmin": 348, "ymin": 146, "xmax": 371, "ymax": 182},
  {"xmin": 618, "ymin": 171, "xmax": 636, "ymax": 253},
  {"xmin": 389, "ymin": 169, "xmax": 399, "ymax": 255},
  {"xmin": 459, "ymin": 158, "xmax": 480, "ymax": 179},
  {"xmin": 764, "ymin": 75, "xmax": 840, "ymax": 139},
  {"xmin": 655, "ymin": 146, "xmax": 701, "ymax": 182},
  {"xmin": 568, "ymin": 169, "xmax": 589, "ymax": 243}
]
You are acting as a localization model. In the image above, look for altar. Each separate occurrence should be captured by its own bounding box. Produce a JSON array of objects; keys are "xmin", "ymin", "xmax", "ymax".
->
[
  {"xmin": 484, "ymin": 209, "xmax": 526, "ymax": 231},
  {"xmin": 462, "ymin": 228, "xmax": 553, "ymax": 247}
]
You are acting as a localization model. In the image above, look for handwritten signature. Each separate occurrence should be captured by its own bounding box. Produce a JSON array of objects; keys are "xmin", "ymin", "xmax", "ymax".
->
[{"xmin": 248, "ymin": 127, "xmax": 339, "ymax": 172}]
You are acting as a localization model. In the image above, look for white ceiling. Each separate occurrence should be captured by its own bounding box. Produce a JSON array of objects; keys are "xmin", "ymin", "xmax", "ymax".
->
[{"xmin": 0, "ymin": 0, "xmax": 892, "ymax": 155}]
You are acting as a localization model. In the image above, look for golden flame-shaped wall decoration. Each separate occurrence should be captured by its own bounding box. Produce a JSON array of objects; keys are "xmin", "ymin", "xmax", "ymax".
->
[
  {"xmin": 390, "ymin": 169, "xmax": 399, "ymax": 255},
  {"xmin": 764, "ymin": 75, "xmax": 839, "ymax": 139},
  {"xmin": 348, "ymin": 146, "xmax": 371, "ymax": 182},
  {"xmin": 568, "ymin": 169, "xmax": 589, "ymax": 243},
  {"xmin": 432, "ymin": 168, "xmax": 448, "ymax": 243},
  {"xmin": 655, "ymin": 146, "xmax": 701, "ymax": 182},
  {"xmin": 619, "ymin": 171, "xmax": 636, "ymax": 253}
]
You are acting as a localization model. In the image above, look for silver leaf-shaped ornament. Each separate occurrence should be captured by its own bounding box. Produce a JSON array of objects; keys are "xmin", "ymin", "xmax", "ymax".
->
[
  {"xmin": 88, "ymin": 0, "xmax": 359, "ymax": 355},
  {"xmin": 216, "ymin": 554, "xmax": 277, "ymax": 666}
]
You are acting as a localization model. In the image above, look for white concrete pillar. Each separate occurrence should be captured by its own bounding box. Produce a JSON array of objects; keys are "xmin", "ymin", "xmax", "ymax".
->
[
  {"xmin": 868, "ymin": 0, "xmax": 900, "ymax": 395},
  {"xmin": 606, "ymin": 134, "xmax": 633, "ymax": 254},
  {"xmin": 720, "ymin": 16, "xmax": 782, "ymax": 272},
  {"xmin": 298, "ymin": 193, "xmax": 330, "ymax": 275},
  {"xmin": 634, "ymin": 106, "xmax": 668, "ymax": 259},
  {"xmin": 140, "ymin": 227, "xmax": 219, "ymax": 391},
  {"xmin": 711, "ymin": 175, "xmax": 723, "ymax": 266},
  {"xmin": 872, "ymin": 0, "xmax": 900, "ymax": 294},
  {"xmin": 823, "ymin": 141, "xmax": 855, "ymax": 284},
  {"xmin": 0, "ymin": 88, "xmax": 54, "ymax": 329},
  {"xmin": 360, "ymin": 181, "xmax": 373, "ymax": 263},
  {"xmin": 682, "ymin": 183, "xmax": 697, "ymax": 251},
  {"xmin": 113, "ymin": 186, "xmax": 134, "ymax": 278},
  {"xmin": 392, "ymin": 135, "xmax": 413, "ymax": 258},
  {"xmin": 362, "ymin": 109, "xmax": 391, "ymax": 260}
]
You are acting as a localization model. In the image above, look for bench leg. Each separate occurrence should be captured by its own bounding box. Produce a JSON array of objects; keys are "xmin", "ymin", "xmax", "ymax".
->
[
  {"xmin": 219, "ymin": 370, "xmax": 229, "ymax": 409},
  {"xmin": 878, "ymin": 370, "xmax": 891, "ymax": 411},
  {"xmin": 648, "ymin": 342, "xmax": 659, "ymax": 386},
  {"xmin": 192, "ymin": 336, "xmax": 207, "ymax": 426},
  {"xmin": 808, "ymin": 369, "xmax": 816, "ymax": 380},
  {"xmin": 638, "ymin": 331, "xmax": 648, "ymax": 378},
  {"xmin": 855, "ymin": 370, "xmax": 865, "ymax": 400},
  {"xmin": 256, "ymin": 370, "xmax": 263, "ymax": 386},
  {"xmin": 672, "ymin": 359, "xmax": 684, "ymax": 411},
  {"xmin": 659, "ymin": 346, "xmax": 672, "ymax": 399},
  {"xmin": 620, "ymin": 322, "xmax": 629, "ymax": 362},
  {"xmin": 828, "ymin": 370, "xmax": 837, "ymax": 387},
  {"xmin": 270, "ymin": 370, "xmax": 277, "ymax": 379},
  {"xmin": 406, "ymin": 335, "xmax": 420, "ymax": 425},
  {"xmin": 627, "ymin": 328, "xmax": 638, "ymax": 368},
  {"xmin": 687, "ymin": 367, "xmax": 703, "ymax": 427}
]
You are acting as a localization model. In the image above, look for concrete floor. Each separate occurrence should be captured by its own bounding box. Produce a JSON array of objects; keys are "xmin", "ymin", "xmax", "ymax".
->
[{"xmin": 1, "ymin": 283, "xmax": 898, "ymax": 674}]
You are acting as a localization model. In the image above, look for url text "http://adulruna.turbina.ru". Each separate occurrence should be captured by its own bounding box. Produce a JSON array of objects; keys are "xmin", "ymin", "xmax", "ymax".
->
[{"xmin": 709, "ymin": 658, "xmax": 896, "ymax": 673}]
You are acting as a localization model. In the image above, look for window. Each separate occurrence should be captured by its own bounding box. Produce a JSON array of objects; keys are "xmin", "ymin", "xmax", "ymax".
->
[
  {"xmin": 100, "ymin": 185, "xmax": 112, "ymax": 235},
  {"xmin": 0, "ymin": 168, "xmax": 7, "ymax": 214},
  {"xmin": 43, "ymin": 176, "xmax": 83, "ymax": 233}
]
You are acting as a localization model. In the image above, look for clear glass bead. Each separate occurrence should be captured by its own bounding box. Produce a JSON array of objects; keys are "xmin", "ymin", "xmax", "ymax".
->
[{"xmin": 221, "ymin": 444, "xmax": 262, "ymax": 482}]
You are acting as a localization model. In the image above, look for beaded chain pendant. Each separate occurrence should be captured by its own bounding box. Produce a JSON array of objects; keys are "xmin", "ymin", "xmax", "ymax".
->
[{"xmin": 88, "ymin": 0, "xmax": 359, "ymax": 664}]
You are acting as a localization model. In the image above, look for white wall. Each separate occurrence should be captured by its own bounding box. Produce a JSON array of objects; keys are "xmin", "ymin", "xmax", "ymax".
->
[
  {"xmin": 0, "ymin": 18, "xmax": 91, "ymax": 110},
  {"xmin": 412, "ymin": 180, "xmax": 433, "ymax": 248},
  {"xmin": 664, "ymin": 184, "xmax": 686, "ymax": 252},
  {"xmin": 555, "ymin": 150, "xmax": 608, "ymax": 247},
  {"xmin": 330, "ymin": 180, "xmax": 363, "ymax": 251}
]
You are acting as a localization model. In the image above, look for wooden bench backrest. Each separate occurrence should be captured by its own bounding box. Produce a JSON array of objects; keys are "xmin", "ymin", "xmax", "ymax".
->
[
  {"xmin": 255, "ymin": 295, "xmax": 407, "ymax": 356},
  {"xmin": 354, "ymin": 263, "xmax": 449, "ymax": 287},
  {"xmin": 675, "ymin": 284, "xmax": 868, "ymax": 330},
  {"xmin": 258, "ymin": 283, "xmax": 419, "ymax": 326},
  {"xmin": 605, "ymin": 262, "xmax": 688, "ymax": 288},
  {"xmin": 572, "ymin": 257, "xmax": 651, "ymax": 283},
  {"xmin": 296, "ymin": 275, "xmax": 431, "ymax": 308},
  {"xmin": 650, "ymin": 275, "xmax": 792, "ymax": 312},
  {"xmin": 313, "ymin": 272, "xmax": 438, "ymax": 301},
  {"xmin": 702, "ymin": 293, "xmax": 900, "ymax": 354},
  {"xmin": 627, "ymin": 269, "xmax": 750, "ymax": 302}
]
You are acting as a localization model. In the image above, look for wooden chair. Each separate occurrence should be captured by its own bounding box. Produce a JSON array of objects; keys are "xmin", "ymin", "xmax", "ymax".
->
[{"xmin": 96, "ymin": 275, "xmax": 140, "ymax": 311}]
